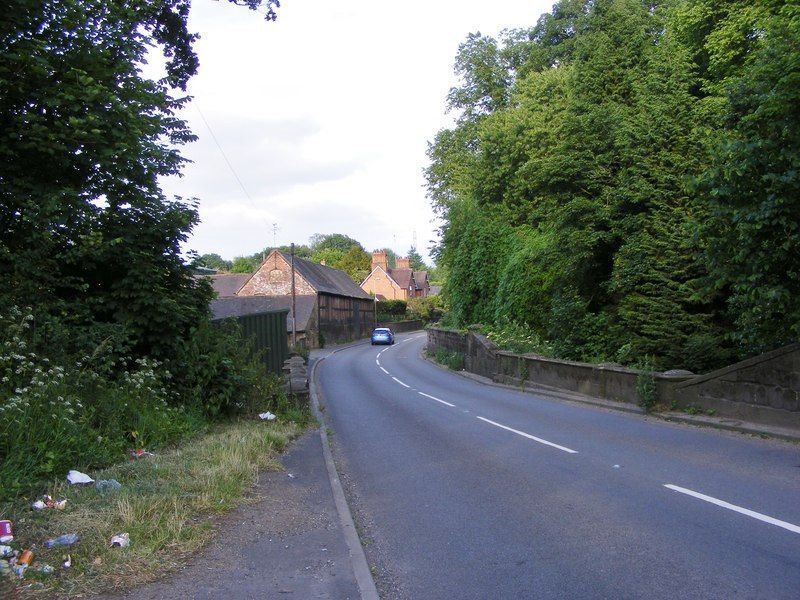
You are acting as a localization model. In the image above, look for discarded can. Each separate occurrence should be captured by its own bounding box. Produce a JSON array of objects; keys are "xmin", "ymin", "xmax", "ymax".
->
[
  {"xmin": 45, "ymin": 533, "xmax": 79, "ymax": 548},
  {"xmin": 0, "ymin": 520, "xmax": 13, "ymax": 543},
  {"xmin": 18, "ymin": 549, "xmax": 33, "ymax": 566},
  {"xmin": 108, "ymin": 532, "xmax": 130, "ymax": 548}
]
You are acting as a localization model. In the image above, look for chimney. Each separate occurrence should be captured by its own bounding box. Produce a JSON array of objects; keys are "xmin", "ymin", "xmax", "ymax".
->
[
  {"xmin": 372, "ymin": 250, "xmax": 388, "ymax": 271},
  {"xmin": 395, "ymin": 256, "xmax": 410, "ymax": 269}
]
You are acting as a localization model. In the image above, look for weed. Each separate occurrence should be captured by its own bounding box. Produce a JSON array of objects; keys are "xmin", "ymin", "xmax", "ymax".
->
[
  {"xmin": 635, "ymin": 356, "xmax": 657, "ymax": 413},
  {"xmin": 431, "ymin": 348, "xmax": 465, "ymax": 371},
  {"xmin": 0, "ymin": 418, "xmax": 302, "ymax": 598}
]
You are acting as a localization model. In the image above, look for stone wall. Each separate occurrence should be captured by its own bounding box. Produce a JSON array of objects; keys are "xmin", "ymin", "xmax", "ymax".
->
[
  {"xmin": 378, "ymin": 320, "xmax": 424, "ymax": 334},
  {"xmin": 238, "ymin": 252, "xmax": 315, "ymax": 297},
  {"xmin": 426, "ymin": 329, "xmax": 800, "ymax": 430},
  {"xmin": 491, "ymin": 349, "xmax": 689, "ymax": 405},
  {"xmin": 673, "ymin": 344, "xmax": 800, "ymax": 428}
]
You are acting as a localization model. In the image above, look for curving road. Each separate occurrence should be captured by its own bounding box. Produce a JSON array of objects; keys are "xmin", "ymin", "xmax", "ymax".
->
[{"xmin": 316, "ymin": 333, "xmax": 800, "ymax": 600}]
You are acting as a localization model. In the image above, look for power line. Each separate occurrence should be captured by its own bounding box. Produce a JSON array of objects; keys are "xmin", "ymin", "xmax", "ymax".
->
[{"xmin": 194, "ymin": 103, "xmax": 273, "ymax": 235}]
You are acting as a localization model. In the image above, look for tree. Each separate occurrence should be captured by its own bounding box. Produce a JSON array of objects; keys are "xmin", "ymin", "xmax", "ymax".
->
[
  {"xmin": 230, "ymin": 256, "xmax": 258, "ymax": 274},
  {"xmin": 0, "ymin": 0, "xmax": 280, "ymax": 359},
  {"xmin": 407, "ymin": 246, "xmax": 427, "ymax": 271},
  {"xmin": 196, "ymin": 253, "xmax": 232, "ymax": 272},
  {"xmin": 696, "ymin": 0, "xmax": 800, "ymax": 355},
  {"xmin": 309, "ymin": 233, "xmax": 365, "ymax": 253},
  {"xmin": 338, "ymin": 246, "xmax": 372, "ymax": 283}
]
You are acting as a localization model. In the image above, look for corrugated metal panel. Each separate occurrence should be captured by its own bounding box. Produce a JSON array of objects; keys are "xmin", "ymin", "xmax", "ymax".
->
[{"xmin": 214, "ymin": 309, "xmax": 289, "ymax": 375}]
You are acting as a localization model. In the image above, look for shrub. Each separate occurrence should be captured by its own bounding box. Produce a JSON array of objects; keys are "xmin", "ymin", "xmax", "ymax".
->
[
  {"xmin": 635, "ymin": 356, "xmax": 657, "ymax": 413},
  {"xmin": 431, "ymin": 348, "xmax": 465, "ymax": 371},
  {"xmin": 483, "ymin": 320, "xmax": 555, "ymax": 356},
  {"xmin": 0, "ymin": 308, "xmax": 287, "ymax": 500},
  {"xmin": 377, "ymin": 300, "xmax": 407, "ymax": 320}
]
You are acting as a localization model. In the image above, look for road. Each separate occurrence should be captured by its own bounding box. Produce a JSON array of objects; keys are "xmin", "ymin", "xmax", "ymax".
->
[{"xmin": 317, "ymin": 333, "xmax": 800, "ymax": 600}]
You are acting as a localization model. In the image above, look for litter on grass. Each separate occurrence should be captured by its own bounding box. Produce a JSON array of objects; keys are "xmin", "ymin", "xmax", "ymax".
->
[
  {"xmin": 32, "ymin": 495, "xmax": 67, "ymax": 510},
  {"xmin": 259, "ymin": 411, "xmax": 276, "ymax": 421},
  {"xmin": 95, "ymin": 479, "xmax": 122, "ymax": 493},
  {"xmin": 0, "ymin": 520, "xmax": 13, "ymax": 543},
  {"xmin": 109, "ymin": 533, "xmax": 130, "ymax": 548},
  {"xmin": 33, "ymin": 564, "xmax": 55, "ymax": 575},
  {"xmin": 67, "ymin": 470, "xmax": 94, "ymax": 485},
  {"xmin": 44, "ymin": 533, "xmax": 79, "ymax": 548},
  {"xmin": 130, "ymin": 448, "xmax": 154, "ymax": 459},
  {"xmin": 62, "ymin": 555, "xmax": 72, "ymax": 569}
]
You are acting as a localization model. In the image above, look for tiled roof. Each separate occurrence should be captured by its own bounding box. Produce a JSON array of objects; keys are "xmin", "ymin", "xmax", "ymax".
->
[
  {"xmin": 388, "ymin": 268, "xmax": 414, "ymax": 290},
  {"xmin": 208, "ymin": 274, "xmax": 250, "ymax": 298},
  {"xmin": 210, "ymin": 295, "xmax": 315, "ymax": 331},
  {"xmin": 413, "ymin": 271, "xmax": 428, "ymax": 289},
  {"xmin": 279, "ymin": 252, "xmax": 372, "ymax": 300}
]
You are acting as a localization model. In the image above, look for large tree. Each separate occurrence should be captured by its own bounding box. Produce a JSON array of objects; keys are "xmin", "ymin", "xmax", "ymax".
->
[{"xmin": 0, "ymin": 0, "xmax": 278, "ymax": 358}]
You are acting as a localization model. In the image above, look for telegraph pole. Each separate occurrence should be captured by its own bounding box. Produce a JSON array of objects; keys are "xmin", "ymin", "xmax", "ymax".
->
[{"xmin": 290, "ymin": 242, "xmax": 297, "ymax": 348}]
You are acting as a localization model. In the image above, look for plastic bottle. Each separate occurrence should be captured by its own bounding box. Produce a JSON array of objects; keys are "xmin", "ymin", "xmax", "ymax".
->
[{"xmin": 44, "ymin": 533, "xmax": 79, "ymax": 548}]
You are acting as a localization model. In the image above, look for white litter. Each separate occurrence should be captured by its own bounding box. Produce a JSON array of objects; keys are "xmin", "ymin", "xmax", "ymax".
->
[
  {"xmin": 109, "ymin": 533, "xmax": 130, "ymax": 548},
  {"xmin": 67, "ymin": 470, "xmax": 94, "ymax": 485},
  {"xmin": 259, "ymin": 412, "xmax": 276, "ymax": 421},
  {"xmin": 613, "ymin": 464, "xmax": 620, "ymax": 469},
  {"xmin": 287, "ymin": 473, "xmax": 295, "ymax": 479}
]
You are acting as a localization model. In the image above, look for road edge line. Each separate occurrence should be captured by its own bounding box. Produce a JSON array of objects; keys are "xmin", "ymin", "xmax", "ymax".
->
[{"xmin": 309, "ymin": 349, "xmax": 380, "ymax": 600}]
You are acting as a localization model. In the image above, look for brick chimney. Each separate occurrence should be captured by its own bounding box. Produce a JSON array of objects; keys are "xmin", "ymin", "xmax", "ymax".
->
[
  {"xmin": 372, "ymin": 250, "xmax": 388, "ymax": 271},
  {"xmin": 395, "ymin": 256, "xmax": 410, "ymax": 269}
]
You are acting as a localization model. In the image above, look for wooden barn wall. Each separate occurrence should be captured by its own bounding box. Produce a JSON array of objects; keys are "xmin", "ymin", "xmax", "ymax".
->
[{"xmin": 317, "ymin": 293, "xmax": 375, "ymax": 344}]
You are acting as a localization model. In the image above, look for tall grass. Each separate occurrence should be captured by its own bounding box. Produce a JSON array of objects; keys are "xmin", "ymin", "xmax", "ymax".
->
[{"xmin": 0, "ymin": 418, "xmax": 304, "ymax": 597}]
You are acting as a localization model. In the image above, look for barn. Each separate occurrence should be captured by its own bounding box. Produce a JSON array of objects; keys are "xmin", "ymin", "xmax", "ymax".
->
[{"xmin": 209, "ymin": 250, "xmax": 375, "ymax": 348}]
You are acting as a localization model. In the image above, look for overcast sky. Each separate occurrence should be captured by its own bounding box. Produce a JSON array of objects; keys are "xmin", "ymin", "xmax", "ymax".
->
[{"xmin": 162, "ymin": 0, "xmax": 553, "ymax": 264}]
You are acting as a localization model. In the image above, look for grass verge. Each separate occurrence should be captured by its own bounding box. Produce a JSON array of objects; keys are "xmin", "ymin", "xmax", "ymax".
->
[{"xmin": 1, "ymin": 415, "xmax": 307, "ymax": 598}]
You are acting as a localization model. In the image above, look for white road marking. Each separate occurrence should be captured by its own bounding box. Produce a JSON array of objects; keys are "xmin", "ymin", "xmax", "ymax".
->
[
  {"xmin": 477, "ymin": 417, "xmax": 578, "ymax": 454},
  {"xmin": 379, "ymin": 367, "xmax": 389, "ymax": 375},
  {"xmin": 392, "ymin": 377, "xmax": 410, "ymax": 388},
  {"xmin": 664, "ymin": 484, "xmax": 800, "ymax": 535},
  {"xmin": 418, "ymin": 392, "xmax": 455, "ymax": 407},
  {"xmin": 375, "ymin": 359, "xmax": 380, "ymax": 366}
]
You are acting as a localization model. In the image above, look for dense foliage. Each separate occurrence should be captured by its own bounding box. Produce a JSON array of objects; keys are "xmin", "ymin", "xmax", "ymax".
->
[
  {"xmin": 0, "ymin": 0, "xmax": 284, "ymax": 498},
  {"xmin": 427, "ymin": 0, "xmax": 799, "ymax": 371}
]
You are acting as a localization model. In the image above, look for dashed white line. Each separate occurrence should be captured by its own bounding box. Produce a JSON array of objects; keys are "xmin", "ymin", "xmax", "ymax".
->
[
  {"xmin": 477, "ymin": 416, "xmax": 578, "ymax": 454},
  {"xmin": 379, "ymin": 367, "xmax": 389, "ymax": 375},
  {"xmin": 664, "ymin": 484, "xmax": 800, "ymax": 535},
  {"xmin": 418, "ymin": 392, "xmax": 455, "ymax": 407},
  {"xmin": 375, "ymin": 359, "xmax": 380, "ymax": 366},
  {"xmin": 392, "ymin": 377, "xmax": 410, "ymax": 388}
]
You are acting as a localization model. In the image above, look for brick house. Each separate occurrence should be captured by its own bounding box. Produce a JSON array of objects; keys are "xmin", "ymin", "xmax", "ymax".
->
[
  {"xmin": 209, "ymin": 250, "xmax": 375, "ymax": 348},
  {"xmin": 360, "ymin": 250, "xmax": 430, "ymax": 300}
]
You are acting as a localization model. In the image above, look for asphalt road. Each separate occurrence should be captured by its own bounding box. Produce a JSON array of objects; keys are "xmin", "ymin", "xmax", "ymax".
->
[{"xmin": 317, "ymin": 333, "xmax": 800, "ymax": 600}]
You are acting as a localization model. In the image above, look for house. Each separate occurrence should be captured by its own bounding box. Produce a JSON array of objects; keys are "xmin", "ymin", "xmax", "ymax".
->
[
  {"xmin": 209, "ymin": 250, "xmax": 375, "ymax": 348},
  {"xmin": 360, "ymin": 250, "xmax": 430, "ymax": 300}
]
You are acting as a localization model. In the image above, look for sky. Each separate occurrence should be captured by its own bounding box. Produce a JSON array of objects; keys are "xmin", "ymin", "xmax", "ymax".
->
[{"xmin": 162, "ymin": 0, "xmax": 554, "ymax": 264}]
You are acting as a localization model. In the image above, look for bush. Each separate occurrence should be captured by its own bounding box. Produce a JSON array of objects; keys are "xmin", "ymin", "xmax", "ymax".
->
[
  {"xmin": 431, "ymin": 348, "xmax": 465, "ymax": 371},
  {"xmin": 0, "ymin": 308, "xmax": 287, "ymax": 500},
  {"xmin": 407, "ymin": 296, "xmax": 445, "ymax": 324},
  {"xmin": 483, "ymin": 320, "xmax": 555, "ymax": 356},
  {"xmin": 376, "ymin": 299, "xmax": 407, "ymax": 321}
]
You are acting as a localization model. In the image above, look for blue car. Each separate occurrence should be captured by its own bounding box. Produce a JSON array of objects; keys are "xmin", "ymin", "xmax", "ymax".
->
[{"xmin": 371, "ymin": 327, "xmax": 395, "ymax": 345}]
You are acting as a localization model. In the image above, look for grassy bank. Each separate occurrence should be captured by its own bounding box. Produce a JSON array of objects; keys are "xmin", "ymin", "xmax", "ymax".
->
[{"xmin": 1, "ymin": 414, "xmax": 308, "ymax": 598}]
